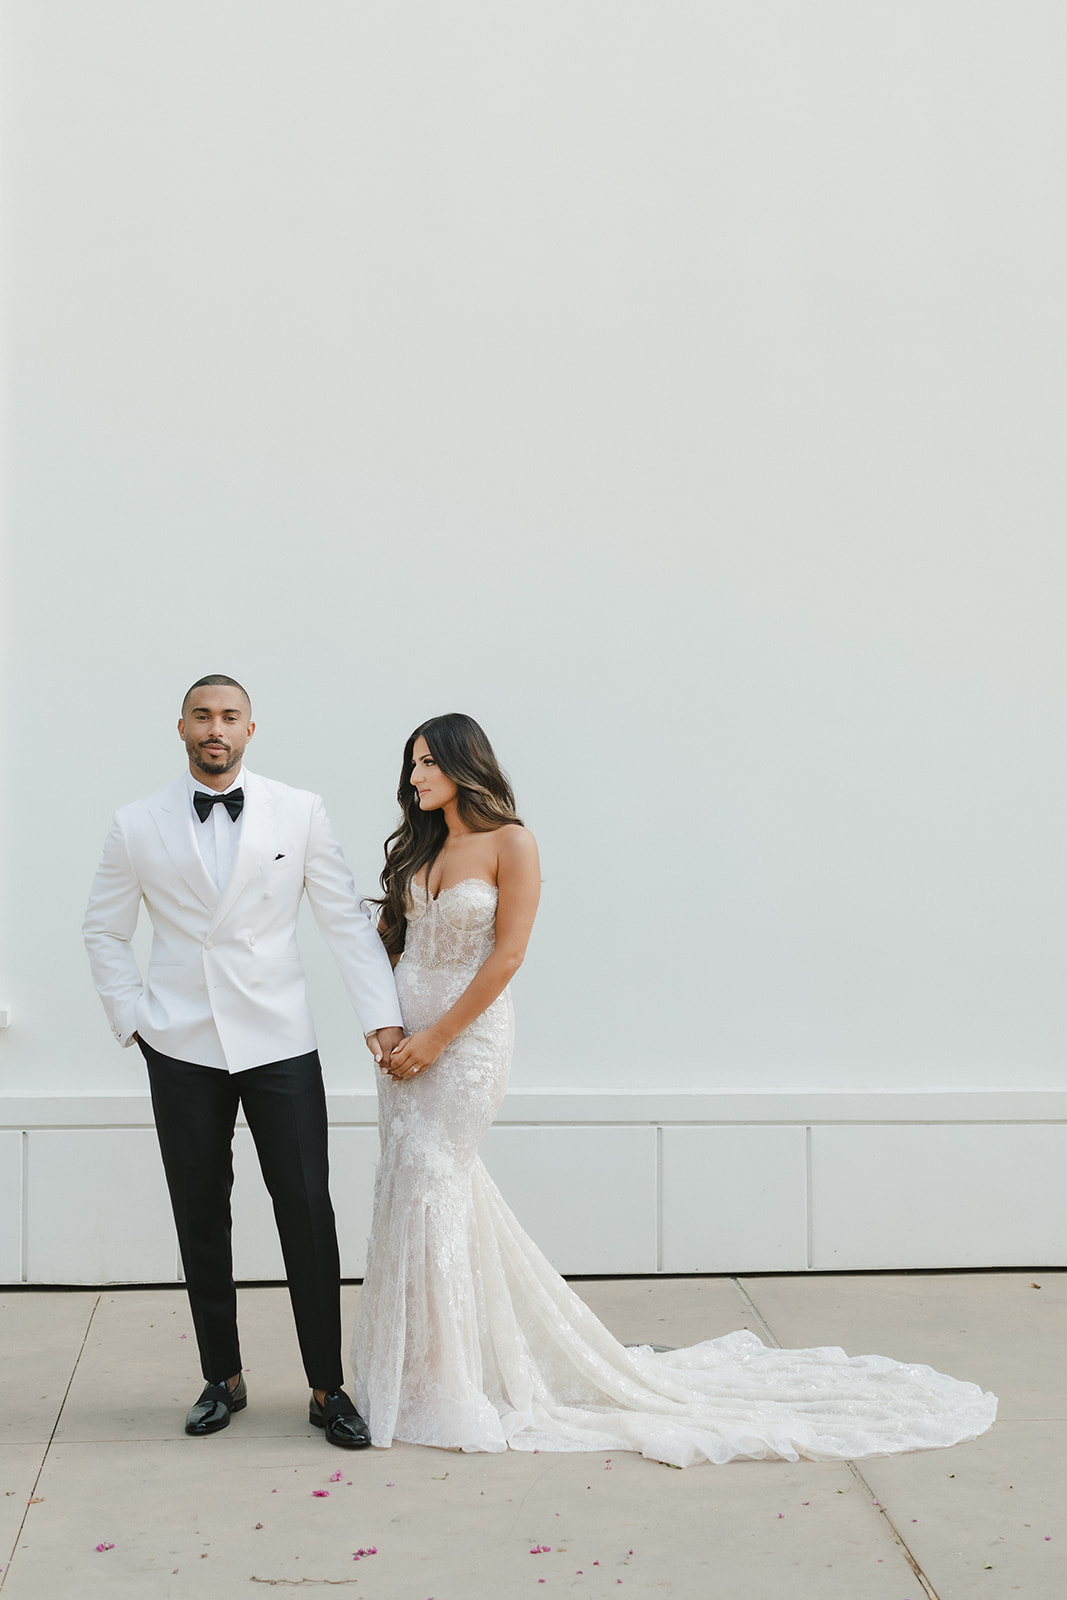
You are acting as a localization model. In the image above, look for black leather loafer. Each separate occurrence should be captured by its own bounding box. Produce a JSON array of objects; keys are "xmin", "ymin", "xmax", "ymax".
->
[
  {"xmin": 185, "ymin": 1375, "xmax": 247, "ymax": 1436},
  {"xmin": 309, "ymin": 1389, "xmax": 371, "ymax": 1449}
]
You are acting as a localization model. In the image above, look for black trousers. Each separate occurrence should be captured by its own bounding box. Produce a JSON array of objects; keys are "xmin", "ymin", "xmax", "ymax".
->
[{"xmin": 140, "ymin": 1039, "xmax": 344, "ymax": 1392}]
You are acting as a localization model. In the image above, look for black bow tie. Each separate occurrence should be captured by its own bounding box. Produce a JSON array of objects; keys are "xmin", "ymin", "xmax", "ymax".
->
[{"xmin": 193, "ymin": 788, "xmax": 244, "ymax": 823}]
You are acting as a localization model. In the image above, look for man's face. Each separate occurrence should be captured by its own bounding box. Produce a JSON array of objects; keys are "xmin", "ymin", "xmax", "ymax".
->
[{"xmin": 178, "ymin": 686, "xmax": 255, "ymax": 779}]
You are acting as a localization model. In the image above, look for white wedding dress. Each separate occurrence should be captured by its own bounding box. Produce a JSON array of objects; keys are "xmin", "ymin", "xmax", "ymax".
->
[{"xmin": 351, "ymin": 879, "xmax": 996, "ymax": 1466}]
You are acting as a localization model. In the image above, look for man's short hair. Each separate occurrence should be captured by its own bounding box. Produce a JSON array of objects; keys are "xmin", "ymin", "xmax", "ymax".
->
[{"xmin": 181, "ymin": 674, "xmax": 252, "ymax": 718}]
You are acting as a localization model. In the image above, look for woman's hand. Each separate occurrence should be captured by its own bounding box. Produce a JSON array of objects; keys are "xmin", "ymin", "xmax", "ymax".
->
[{"xmin": 387, "ymin": 1029, "xmax": 445, "ymax": 1080}]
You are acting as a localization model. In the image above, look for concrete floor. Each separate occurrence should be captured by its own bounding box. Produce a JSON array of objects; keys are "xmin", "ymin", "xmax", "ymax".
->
[{"xmin": 0, "ymin": 1271, "xmax": 1062, "ymax": 1599}]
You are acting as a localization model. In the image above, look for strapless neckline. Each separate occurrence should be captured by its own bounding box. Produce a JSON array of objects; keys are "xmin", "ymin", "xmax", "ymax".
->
[{"xmin": 413, "ymin": 876, "xmax": 497, "ymax": 904}]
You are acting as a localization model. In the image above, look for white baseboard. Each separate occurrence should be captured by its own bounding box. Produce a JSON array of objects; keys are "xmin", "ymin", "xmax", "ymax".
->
[{"xmin": 3, "ymin": 1091, "xmax": 1065, "ymax": 1283}]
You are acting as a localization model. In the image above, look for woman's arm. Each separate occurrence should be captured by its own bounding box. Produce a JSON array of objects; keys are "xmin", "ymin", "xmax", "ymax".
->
[{"xmin": 386, "ymin": 827, "xmax": 541, "ymax": 1079}]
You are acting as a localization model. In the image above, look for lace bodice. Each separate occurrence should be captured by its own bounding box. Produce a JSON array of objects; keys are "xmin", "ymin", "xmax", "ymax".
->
[{"xmin": 400, "ymin": 877, "xmax": 498, "ymax": 972}]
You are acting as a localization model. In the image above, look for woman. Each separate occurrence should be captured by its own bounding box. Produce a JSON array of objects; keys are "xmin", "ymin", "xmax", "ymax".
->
[{"xmin": 351, "ymin": 715, "xmax": 996, "ymax": 1465}]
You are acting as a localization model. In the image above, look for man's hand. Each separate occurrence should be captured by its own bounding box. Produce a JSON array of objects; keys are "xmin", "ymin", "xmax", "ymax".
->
[
  {"xmin": 386, "ymin": 1028, "xmax": 444, "ymax": 1080},
  {"xmin": 367, "ymin": 1026, "xmax": 404, "ymax": 1070}
]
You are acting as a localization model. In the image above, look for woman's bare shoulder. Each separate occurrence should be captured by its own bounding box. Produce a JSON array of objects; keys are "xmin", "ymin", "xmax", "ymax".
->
[{"xmin": 495, "ymin": 822, "xmax": 538, "ymax": 866}]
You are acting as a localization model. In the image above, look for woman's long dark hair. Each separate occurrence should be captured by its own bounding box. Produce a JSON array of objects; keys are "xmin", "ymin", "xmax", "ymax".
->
[{"xmin": 373, "ymin": 713, "xmax": 523, "ymax": 956}]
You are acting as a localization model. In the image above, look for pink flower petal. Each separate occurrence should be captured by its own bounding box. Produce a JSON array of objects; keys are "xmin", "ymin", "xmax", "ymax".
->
[
  {"xmin": 330, "ymin": 1471, "xmax": 343, "ymax": 1482},
  {"xmin": 312, "ymin": 1490, "xmax": 329, "ymax": 1498}
]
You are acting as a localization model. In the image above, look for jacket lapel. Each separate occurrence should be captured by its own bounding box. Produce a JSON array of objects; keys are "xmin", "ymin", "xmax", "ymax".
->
[
  {"xmin": 208, "ymin": 769, "xmax": 275, "ymax": 933},
  {"xmin": 150, "ymin": 779, "xmax": 219, "ymax": 911}
]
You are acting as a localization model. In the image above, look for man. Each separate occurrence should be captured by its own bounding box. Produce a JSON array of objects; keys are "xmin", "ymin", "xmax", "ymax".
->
[{"xmin": 83, "ymin": 675, "xmax": 402, "ymax": 1447}]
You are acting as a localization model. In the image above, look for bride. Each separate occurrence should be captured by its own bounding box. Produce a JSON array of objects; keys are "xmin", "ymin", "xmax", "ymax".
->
[{"xmin": 351, "ymin": 714, "xmax": 996, "ymax": 1466}]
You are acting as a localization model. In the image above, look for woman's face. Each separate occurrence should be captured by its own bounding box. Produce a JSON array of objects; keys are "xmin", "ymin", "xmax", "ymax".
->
[{"xmin": 410, "ymin": 736, "xmax": 459, "ymax": 812}]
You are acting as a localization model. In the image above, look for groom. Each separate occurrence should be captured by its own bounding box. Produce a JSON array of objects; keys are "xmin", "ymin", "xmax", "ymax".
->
[{"xmin": 83, "ymin": 675, "xmax": 402, "ymax": 1446}]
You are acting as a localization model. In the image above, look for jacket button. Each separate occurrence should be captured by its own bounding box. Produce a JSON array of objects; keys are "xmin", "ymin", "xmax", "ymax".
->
[
  {"xmin": 263, "ymin": 891, "xmax": 273, "ymax": 900},
  {"xmin": 204, "ymin": 940, "xmax": 214, "ymax": 951},
  {"xmin": 249, "ymin": 937, "xmax": 256, "ymax": 947}
]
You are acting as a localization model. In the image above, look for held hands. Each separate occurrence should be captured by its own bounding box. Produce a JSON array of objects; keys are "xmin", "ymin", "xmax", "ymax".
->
[
  {"xmin": 366, "ymin": 1026, "xmax": 403, "ymax": 1067},
  {"xmin": 386, "ymin": 1028, "xmax": 445, "ymax": 1081},
  {"xmin": 365, "ymin": 1025, "xmax": 442, "ymax": 1080}
]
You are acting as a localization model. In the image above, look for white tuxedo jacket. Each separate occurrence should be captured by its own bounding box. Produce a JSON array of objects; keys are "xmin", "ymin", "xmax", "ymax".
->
[{"xmin": 83, "ymin": 770, "xmax": 402, "ymax": 1073}]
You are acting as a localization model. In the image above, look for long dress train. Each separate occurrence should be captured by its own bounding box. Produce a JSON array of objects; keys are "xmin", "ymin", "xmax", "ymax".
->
[{"xmin": 351, "ymin": 879, "xmax": 996, "ymax": 1466}]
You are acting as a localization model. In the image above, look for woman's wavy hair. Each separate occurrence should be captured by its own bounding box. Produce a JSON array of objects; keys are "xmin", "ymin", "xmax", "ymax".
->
[{"xmin": 373, "ymin": 713, "xmax": 522, "ymax": 956}]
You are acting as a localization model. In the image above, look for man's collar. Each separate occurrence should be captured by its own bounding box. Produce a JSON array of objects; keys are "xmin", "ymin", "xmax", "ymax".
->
[{"xmin": 186, "ymin": 765, "xmax": 244, "ymax": 798}]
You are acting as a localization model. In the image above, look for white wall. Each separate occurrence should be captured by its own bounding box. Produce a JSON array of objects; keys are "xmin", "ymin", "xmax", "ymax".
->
[{"xmin": 2, "ymin": 2, "xmax": 1064, "ymax": 1265}]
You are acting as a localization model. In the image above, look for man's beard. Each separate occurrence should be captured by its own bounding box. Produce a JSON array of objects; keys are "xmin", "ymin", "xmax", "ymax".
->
[{"xmin": 189, "ymin": 742, "xmax": 240, "ymax": 776}]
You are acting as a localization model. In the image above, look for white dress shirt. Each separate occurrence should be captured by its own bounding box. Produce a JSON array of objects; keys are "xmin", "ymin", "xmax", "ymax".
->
[{"xmin": 186, "ymin": 767, "xmax": 245, "ymax": 892}]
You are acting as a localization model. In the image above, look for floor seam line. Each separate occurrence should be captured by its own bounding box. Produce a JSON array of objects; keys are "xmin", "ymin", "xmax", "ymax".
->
[
  {"xmin": 731, "ymin": 1278, "xmax": 782, "ymax": 1347},
  {"xmin": 845, "ymin": 1460, "xmax": 943, "ymax": 1599},
  {"xmin": 1, "ymin": 1293, "xmax": 103, "ymax": 1590},
  {"xmin": 729, "ymin": 1283, "xmax": 943, "ymax": 1600}
]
